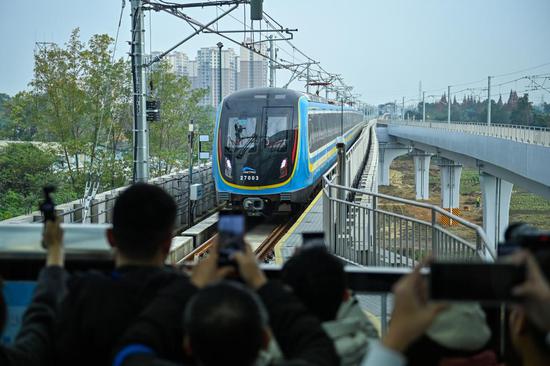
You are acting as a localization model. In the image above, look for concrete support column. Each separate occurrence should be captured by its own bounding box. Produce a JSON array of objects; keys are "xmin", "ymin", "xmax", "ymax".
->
[
  {"xmin": 378, "ymin": 145, "xmax": 409, "ymax": 186},
  {"xmin": 480, "ymin": 172, "xmax": 513, "ymax": 247},
  {"xmin": 439, "ymin": 159, "xmax": 462, "ymax": 211},
  {"xmin": 411, "ymin": 150, "xmax": 432, "ymax": 200}
]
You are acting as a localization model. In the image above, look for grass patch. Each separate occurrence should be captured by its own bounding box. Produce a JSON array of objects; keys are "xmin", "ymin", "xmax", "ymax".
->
[{"xmin": 379, "ymin": 156, "xmax": 550, "ymax": 231}]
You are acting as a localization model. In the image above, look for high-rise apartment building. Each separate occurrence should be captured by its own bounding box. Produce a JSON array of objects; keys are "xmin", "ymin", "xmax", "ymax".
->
[
  {"xmin": 165, "ymin": 51, "xmax": 189, "ymax": 77},
  {"xmin": 239, "ymin": 38, "xmax": 268, "ymax": 90},
  {"xmin": 196, "ymin": 47, "xmax": 238, "ymax": 108},
  {"xmin": 187, "ymin": 60, "xmax": 200, "ymax": 89}
]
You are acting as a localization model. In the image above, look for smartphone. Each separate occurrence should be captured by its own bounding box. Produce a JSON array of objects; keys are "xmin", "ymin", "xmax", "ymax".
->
[
  {"xmin": 429, "ymin": 262, "xmax": 526, "ymax": 303},
  {"xmin": 217, "ymin": 210, "xmax": 245, "ymax": 266}
]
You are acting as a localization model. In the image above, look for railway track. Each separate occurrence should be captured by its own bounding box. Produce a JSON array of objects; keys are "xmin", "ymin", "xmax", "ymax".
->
[{"xmin": 179, "ymin": 211, "xmax": 301, "ymax": 265}]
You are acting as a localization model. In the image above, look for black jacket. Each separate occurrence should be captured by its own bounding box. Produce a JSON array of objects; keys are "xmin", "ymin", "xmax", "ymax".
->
[
  {"xmin": 0, "ymin": 266, "xmax": 67, "ymax": 366},
  {"xmin": 54, "ymin": 266, "xmax": 188, "ymax": 366},
  {"xmin": 114, "ymin": 280, "xmax": 339, "ymax": 366}
]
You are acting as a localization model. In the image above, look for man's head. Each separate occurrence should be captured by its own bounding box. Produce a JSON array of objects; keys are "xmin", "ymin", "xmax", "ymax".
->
[
  {"xmin": 183, "ymin": 281, "xmax": 269, "ymax": 366},
  {"xmin": 281, "ymin": 247, "xmax": 347, "ymax": 322},
  {"xmin": 107, "ymin": 183, "xmax": 176, "ymax": 264}
]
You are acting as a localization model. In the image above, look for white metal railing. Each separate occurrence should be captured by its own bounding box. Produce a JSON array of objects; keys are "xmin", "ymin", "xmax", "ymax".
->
[
  {"xmin": 322, "ymin": 120, "xmax": 495, "ymax": 266},
  {"xmin": 323, "ymin": 182, "xmax": 495, "ymax": 266},
  {"xmin": 386, "ymin": 119, "xmax": 550, "ymax": 147}
]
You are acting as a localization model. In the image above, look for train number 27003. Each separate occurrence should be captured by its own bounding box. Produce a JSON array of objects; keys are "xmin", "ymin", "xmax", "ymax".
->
[{"xmin": 240, "ymin": 175, "xmax": 259, "ymax": 181}]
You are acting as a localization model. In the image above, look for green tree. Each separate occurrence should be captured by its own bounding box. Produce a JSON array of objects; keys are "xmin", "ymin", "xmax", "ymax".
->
[
  {"xmin": 24, "ymin": 28, "xmax": 132, "ymax": 192},
  {"xmin": 1, "ymin": 91, "xmax": 42, "ymax": 140},
  {"xmin": 0, "ymin": 143, "xmax": 76, "ymax": 219},
  {"xmin": 0, "ymin": 93, "xmax": 11, "ymax": 133},
  {"xmin": 510, "ymin": 94, "xmax": 533, "ymax": 125},
  {"xmin": 148, "ymin": 61, "xmax": 209, "ymax": 176}
]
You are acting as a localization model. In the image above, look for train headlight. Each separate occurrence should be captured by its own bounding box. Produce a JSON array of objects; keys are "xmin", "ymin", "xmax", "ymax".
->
[
  {"xmin": 279, "ymin": 158, "xmax": 288, "ymax": 178},
  {"xmin": 225, "ymin": 158, "xmax": 232, "ymax": 178}
]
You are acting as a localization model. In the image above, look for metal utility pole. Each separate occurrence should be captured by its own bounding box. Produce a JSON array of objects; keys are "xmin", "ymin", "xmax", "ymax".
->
[
  {"xmin": 306, "ymin": 63, "xmax": 311, "ymax": 94},
  {"xmin": 447, "ymin": 85, "xmax": 451, "ymax": 124},
  {"xmin": 131, "ymin": 0, "xmax": 148, "ymax": 182},
  {"xmin": 422, "ymin": 91, "xmax": 426, "ymax": 123},
  {"xmin": 340, "ymin": 98, "xmax": 344, "ymax": 136},
  {"xmin": 268, "ymin": 36, "xmax": 276, "ymax": 87},
  {"xmin": 217, "ymin": 42, "xmax": 223, "ymax": 106},
  {"xmin": 188, "ymin": 120, "xmax": 194, "ymax": 226},
  {"xmin": 487, "ymin": 76, "xmax": 492, "ymax": 126}
]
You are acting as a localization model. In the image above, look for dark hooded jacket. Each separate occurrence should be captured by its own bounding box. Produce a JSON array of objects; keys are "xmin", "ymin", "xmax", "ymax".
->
[
  {"xmin": 0, "ymin": 266, "xmax": 67, "ymax": 366},
  {"xmin": 112, "ymin": 280, "xmax": 339, "ymax": 366},
  {"xmin": 54, "ymin": 266, "xmax": 187, "ymax": 366}
]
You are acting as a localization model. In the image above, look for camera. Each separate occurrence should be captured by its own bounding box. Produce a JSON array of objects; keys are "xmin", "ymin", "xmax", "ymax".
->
[
  {"xmin": 39, "ymin": 185, "xmax": 56, "ymax": 222},
  {"xmin": 498, "ymin": 223, "xmax": 550, "ymax": 257}
]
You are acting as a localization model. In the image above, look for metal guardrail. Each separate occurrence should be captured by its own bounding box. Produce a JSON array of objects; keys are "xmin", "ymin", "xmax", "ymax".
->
[
  {"xmin": 386, "ymin": 119, "xmax": 550, "ymax": 147},
  {"xmin": 323, "ymin": 121, "xmax": 495, "ymax": 266}
]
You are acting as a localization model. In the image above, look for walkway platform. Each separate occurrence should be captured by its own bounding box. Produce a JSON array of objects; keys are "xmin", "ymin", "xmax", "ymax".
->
[
  {"xmin": 274, "ymin": 193, "xmax": 392, "ymax": 334},
  {"xmin": 275, "ymin": 192, "xmax": 324, "ymax": 263}
]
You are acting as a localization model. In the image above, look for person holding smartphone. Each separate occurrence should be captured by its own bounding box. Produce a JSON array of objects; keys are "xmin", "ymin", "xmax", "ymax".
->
[
  {"xmin": 112, "ymin": 242, "xmax": 339, "ymax": 366},
  {"xmin": 509, "ymin": 250, "xmax": 550, "ymax": 366},
  {"xmin": 0, "ymin": 217, "xmax": 67, "ymax": 366}
]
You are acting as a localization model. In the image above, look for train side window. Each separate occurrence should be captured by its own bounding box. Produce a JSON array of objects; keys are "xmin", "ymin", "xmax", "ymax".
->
[{"xmin": 308, "ymin": 114, "xmax": 315, "ymax": 151}]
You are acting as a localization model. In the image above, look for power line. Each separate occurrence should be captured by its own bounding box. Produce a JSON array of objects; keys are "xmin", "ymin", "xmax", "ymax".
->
[{"xmin": 492, "ymin": 61, "xmax": 550, "ymax": 78}]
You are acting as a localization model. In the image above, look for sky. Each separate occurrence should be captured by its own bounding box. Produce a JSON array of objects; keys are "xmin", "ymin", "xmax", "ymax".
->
[{"xmin": 1, "ymin": 0, "xmax": 549, "ymax": 105}]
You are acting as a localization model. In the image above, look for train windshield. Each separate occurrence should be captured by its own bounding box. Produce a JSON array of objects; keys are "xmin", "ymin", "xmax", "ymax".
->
[
  {"xmin": 226, "ymin": 117, "xmax": 257, "ymax": 151},
  {"xmin": 219, "ymin": 98, "xmax": 296, "ymax": 186}
]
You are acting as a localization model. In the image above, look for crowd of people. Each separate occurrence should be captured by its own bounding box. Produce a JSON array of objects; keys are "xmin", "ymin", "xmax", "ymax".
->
[{"xmin": 0, "ymin": 183, "xmax": 549, "ymax": 366}]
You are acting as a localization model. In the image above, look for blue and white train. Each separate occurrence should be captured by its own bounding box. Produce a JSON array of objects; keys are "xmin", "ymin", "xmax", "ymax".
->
[{"xmin": 213, "ymin": 87, "xmax": 365, "ymax": 215}]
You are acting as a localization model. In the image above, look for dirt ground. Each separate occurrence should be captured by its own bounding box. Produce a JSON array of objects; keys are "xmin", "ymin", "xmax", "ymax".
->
[{"xmin": 378, "ymin": 156, "xmax": 550, "ymax": 236}]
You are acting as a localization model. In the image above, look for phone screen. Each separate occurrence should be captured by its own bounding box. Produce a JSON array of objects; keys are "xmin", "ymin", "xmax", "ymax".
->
[
  {"xmin": 429, "ymin": 263, "xmax": 526, "ymax": 303},
  {"xmin": 218, "ymin": 211, "xmax": 245, "ymax": 264}
]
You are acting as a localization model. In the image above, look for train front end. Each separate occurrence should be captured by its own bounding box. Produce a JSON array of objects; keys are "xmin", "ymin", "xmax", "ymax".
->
[{"xmin": 213, "ymin": 88, "xmax": 302, "ymax": 215}]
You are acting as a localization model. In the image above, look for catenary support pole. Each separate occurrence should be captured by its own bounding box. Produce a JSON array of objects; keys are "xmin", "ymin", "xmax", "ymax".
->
[
  {"xmin": 188, "ymin": 120, "xmax": 194, "ymax": 227},
  {"xmin": 306, "ymin": 63, "xmax": 310, "ymax": 94},
  {"xmin": 487, "ymin": 76, "xmax": 492, "ymax": 126},
  {"xmin": 447, "ymin": 85, "xmax": 451, "ymax": 124},
  {"xmin": 131, "ymin": 0, "xmax": 149, "ymax": 182},
  {"xmin": 422, "ymin": 91, "xmax": 426, "ymax": 123},
  {"xmin": 269, "ymin": 36, "xmax": 276, "ymax": 87},
  {"xmin": 217, "ymin": 42, "xmax": 223, "ymax": 106}
]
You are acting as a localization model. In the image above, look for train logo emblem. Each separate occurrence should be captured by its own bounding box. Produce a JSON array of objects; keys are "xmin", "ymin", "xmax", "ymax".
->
[{"xmin": 242, "ymin": 167, "xmax": 257, "ymax": 175}]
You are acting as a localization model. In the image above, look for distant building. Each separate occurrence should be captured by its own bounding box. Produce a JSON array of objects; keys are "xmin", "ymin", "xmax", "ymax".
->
[
  {"xmin": 146, "ymin": 45, "xmax": 262, "ymax": 108},
  {"xmin": 165, "ymin": 51, "xmax": 189, "ymax": 77},
  {"xmin": 239, "ymin": 38, "xmax": 268, "ymax": 90},
  {"xmin": 196, "ymin": 47, "xmax": 238, "ymax": 108},
  {"xmin": 187, "ymin": 60, "xmax": 200, "ymax": 89}
]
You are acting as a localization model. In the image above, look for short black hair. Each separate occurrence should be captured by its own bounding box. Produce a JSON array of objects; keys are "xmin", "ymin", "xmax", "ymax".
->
[
  {"xmin": 112, "ymin": 183, "xmax": 177, "ymax": 260},
  {"xmin": 183, "ymin": 281, "xmax": 268, "ymax": 366},
  {"xmin": 281, "ymin": 247, "xmax": 347, "ymax": 321}
]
